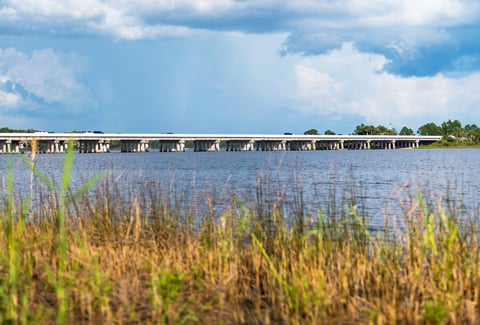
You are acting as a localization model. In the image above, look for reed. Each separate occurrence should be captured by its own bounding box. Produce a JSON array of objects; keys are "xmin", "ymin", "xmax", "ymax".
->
[{"xmin": 0, "ymin": 155, "xmax": 479, "ymax": 324}]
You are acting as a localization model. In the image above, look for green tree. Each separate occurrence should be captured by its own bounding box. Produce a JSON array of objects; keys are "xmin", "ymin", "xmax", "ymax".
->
[
  {"xmin": 376, "ymin": 125, "xmax": 397, "ymax": 135},
  {"xmin": 0, "ymin": 127, "xmax": 37, "ymax": 133},
  {"xmin": 324, "ymin": 129, "xmax": 336, "ymax": 135},
  {"xmin": 354, "ymin": 124, "xmax": 376, "ymax": 135},
  {"xmin": 387, "ymin": 128, "xmax": 397, "ymax": 135},
  {"xmin": 452, "ymin": 126, "xmax": 464, "ymax": 138},
  {"xmin": 465, "ymin": 124, "xmax": 480, "ymax": 142},
  {"xmin": 376, "ymin": 125, "xmax": 388, "ymax": 134},
  {"xmin": 417, "ymin": 122, "xmax": 443, "ymax": 136},
  {"xmin": 304, "ymin": 129, "xmax": 319, "ymax": 135},
  {"xmin": 399, "ymin": 126, "xmax": 414, "ymax": 135},
  {"xmin": 471, "ymin": 128, "xmax": 480, "ymax": 143},
  {"xmin": 441, "ymin": 119, "xmax": 462, "ymax": 136}
]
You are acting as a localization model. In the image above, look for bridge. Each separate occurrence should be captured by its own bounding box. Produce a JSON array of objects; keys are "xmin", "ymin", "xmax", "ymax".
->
[{"xmin": 0, "ymin": 133, "xmax": 442, "ymax": 154}]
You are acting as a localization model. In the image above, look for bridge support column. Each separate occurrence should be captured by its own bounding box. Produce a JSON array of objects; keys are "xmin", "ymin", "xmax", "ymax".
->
[
  {"xmin": 95, "ymin": 141, "xmax": 109, "ymax": 153},
  {"xmin": 194, "ymin": 140, "xmax": 220, "ymax": 152},
  {"xmin": 226, "ymin": 140, "xmax": 254, "ymax": 151},
  {"xmin": 120, "ymin": 140, "xmax": 148, "ymax": 153},
  {"xmin": 0, "ymin": 140, "xmax": 22, "ymax": 153},
  {"xmin": 52, "ymin": 140, "xmax": 66, "ymax": 153},
  {"xmin": 37, "ymin": 140, "xmax": 54, "ymax": 153},
  {"xmin": 78, "ymin": 140, "xmax": 108, "ymax": 153},
  {"xmin": 256, "ymin": 140, "xmax": 286, "ymax": 151},
  {"xmin": 137, "ymin": 140, "xmax": 148, "ymax": 152},
  {"xmin": 177, "ymin": 140, "xmax": 185, "ymax": 152},
  {"xmin": 79, "ymin": 140, "xmax": 93, "ymax": 153},
  {"xmin": 159, "ymin": 140, "xmax": 185, "ymax": 152},
  {"xmin": 2, "ymin": 140, "xmax": 12, "ymax": 153},
  {"xmin": 5, "ymin": 140, "xmax": 21, "ymax": 153},
  {"xmin": 289, "ymin": 140, "xmax": 316, "ymax": 151}
]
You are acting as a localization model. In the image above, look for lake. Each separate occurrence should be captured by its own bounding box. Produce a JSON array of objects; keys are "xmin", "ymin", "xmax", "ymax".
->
[{"xmin": 1, "ymin": 148, "xmax": 479, "ymax": 228}]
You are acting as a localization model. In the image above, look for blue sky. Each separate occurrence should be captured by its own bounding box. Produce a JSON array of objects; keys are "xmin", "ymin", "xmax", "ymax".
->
[{"xmin": 1, "ymin": 1, "xmax": 480, "ymax": 134}]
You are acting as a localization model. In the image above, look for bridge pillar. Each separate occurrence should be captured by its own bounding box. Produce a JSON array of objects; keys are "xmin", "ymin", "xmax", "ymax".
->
[
  {"xmin": 177, "ymin": 140, "xmax": 185, "ymax": 152},
  {"xmin": 289, "ymin": 140, "xmax": 316, "ymax": 151},
  {"xmin": 78, "ymin": 140, "xmax": 108, "ymax": 153},
  {"xmin": 256, "ymin": 140, "xmax": 286, "ymax": 151},
  {"xmin": 137, "ymin": 140, "xmax": 148, "ymax": 152},
  {"xmin": 158, "ymin": 140, "xmax": 182, "ymax": 152},
  {"xmin": 193, "ymin": 140, "xmax": 220, "ymax": 152},
  {"xmin": 36, "ymin": 140, "xmax": 53, "ymax": 153},
  {"xmin": 3, "ymin": 140, "xmax": 21, "ymax": 153},
  {"xmin": 384, "ymin": 140, "xmax": 395, "ymax": 150},
  {"xmin": 226, "ymin": 140, "xmax": 254, "ymax": 151},
  {"xmin": 119, "ymin": 140, "xmax": 148, "ymax": 153},
  {"xmin": 95, "ymin": 141, "xmax": 109, "ymax": 153},
  {"xmin": 159, "ymin": 140, "xmax": 185, "ymax": 152},
  {"xmin": 79, "ymin": 140, "xmax": 92, "ymax": 153},
  {"xmin": 2, "ymin": 140, "xmax": 11, "ymax": 153},
  {"xmin": 53, "ymin": 140, "xmax": 66, "ymax": 153},
  {"xmin": 0, "ymin": 140, "xmax": 20, "ymax": 153}
]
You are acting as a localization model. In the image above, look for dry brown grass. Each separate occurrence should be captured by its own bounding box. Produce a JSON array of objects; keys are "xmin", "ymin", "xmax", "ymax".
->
[{"xmin": 1, "ymin": 174, "xmax": 480, "ymax": 324}]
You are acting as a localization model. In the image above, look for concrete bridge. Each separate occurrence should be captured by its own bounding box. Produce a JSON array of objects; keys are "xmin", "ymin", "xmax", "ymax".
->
[{"xmin": 0, "ymin": 133, "xmax": 442, "ymax": 154}]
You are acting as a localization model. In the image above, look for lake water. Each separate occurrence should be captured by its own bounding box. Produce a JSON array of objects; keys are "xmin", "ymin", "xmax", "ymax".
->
[{"xmin": 1, "ymin": 149, "xmax": 479, "ymax": 228}]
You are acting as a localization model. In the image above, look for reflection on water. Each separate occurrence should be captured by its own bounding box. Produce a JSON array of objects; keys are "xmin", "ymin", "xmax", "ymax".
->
[{"xmin": 1, "ymin": 149, "xmax": 479, "ymax": 227}]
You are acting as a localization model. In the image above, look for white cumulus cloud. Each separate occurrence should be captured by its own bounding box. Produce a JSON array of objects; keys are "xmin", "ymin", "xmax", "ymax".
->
[
  {"xmin": 0, "ymin": 47, "xmax": 93, "ymax": 114},
  {"xmin": 291, "ymin": 43, "xmax": 480, "ymax": 129},
  {"xmin": 0, "ymin": 0, "xmax": 476, "ymax": 37},
  {"xmin": 1, "ymin": 0, "xmax": 480, "ymax": 76},
  {"xmin": 0, "ymin": 90, "xmax": 20, "ymax": 107}
]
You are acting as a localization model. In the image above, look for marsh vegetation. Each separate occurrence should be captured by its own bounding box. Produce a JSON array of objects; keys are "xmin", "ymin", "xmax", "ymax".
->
[{"xmin": 1, "ymin": 146, "xmax": 480, "ymax": 324}]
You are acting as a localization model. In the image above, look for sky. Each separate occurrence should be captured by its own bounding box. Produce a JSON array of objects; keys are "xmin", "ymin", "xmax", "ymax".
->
[{"xmin": 1, "ymin": 1, "xmax": 480, "ymax": 134}]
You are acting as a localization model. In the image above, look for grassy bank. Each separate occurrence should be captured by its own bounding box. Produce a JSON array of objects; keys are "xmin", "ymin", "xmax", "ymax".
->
[{"xmin": 1, "ymin": 152, "xmax": 480, "ymax": 324}]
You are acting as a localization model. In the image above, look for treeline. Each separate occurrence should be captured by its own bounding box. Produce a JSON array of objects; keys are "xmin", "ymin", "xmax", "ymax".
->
[
  {"xmin": 0, "ymin": 127, "xmax": 39, "ymax": 133},
  {"xmin": 305, "ymin": 119, "xmax": 480, "ymax": 144}
]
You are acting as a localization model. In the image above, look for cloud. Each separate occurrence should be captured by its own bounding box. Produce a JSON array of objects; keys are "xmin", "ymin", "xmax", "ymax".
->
[
  {"xmin": 1, "ymin": 1, "xmax": 480, "ymax": 76},
  {"xmin": 290, "ymin": 43, "xmax": 480, "ymax": 128},
  {"xmin": 0, "ymin": 89, "xmax": 20, "ymax": 107},
  {"xmin": 0, "ymin": 47, "xmax": 94, "ymax": 116},
  {"xmin": 0, "ymin": 0, "xmax": 190, "ymax": 39}
]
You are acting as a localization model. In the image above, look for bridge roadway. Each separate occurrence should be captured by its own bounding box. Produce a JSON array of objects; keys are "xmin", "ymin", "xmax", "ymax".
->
[{"xmin": 0, "ymin": 133, "xmax": 442, "ymax": 153}]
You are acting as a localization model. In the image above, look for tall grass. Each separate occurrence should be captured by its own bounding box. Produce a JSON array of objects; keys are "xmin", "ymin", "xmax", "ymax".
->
[{"xmin": 0, "ymin": 153, "xmax": 480, "ymax": 324}]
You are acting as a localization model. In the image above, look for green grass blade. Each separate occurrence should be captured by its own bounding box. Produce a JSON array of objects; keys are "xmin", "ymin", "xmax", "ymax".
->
[{"xmin": 67, "ymin": 170, "xmax": 111, "ymax": 204}]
